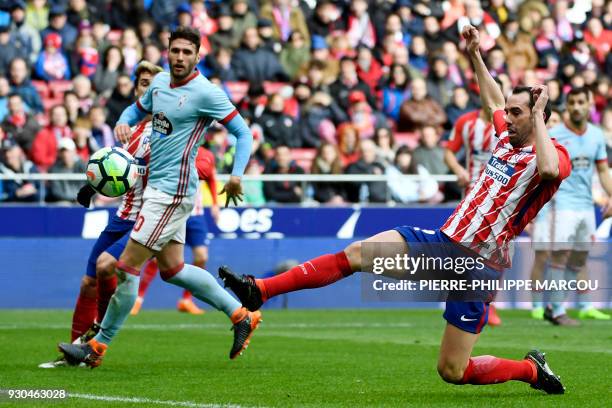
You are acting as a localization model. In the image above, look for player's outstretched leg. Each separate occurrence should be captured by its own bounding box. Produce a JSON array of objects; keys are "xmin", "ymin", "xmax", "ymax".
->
[
  {"xmin": 437, "ymin": 323, "xmax": 564, "ymax": 394},
  {"xmin": 159, "ymin": 242, "xmax": 261, "ymax": 359},
  {"xmin": 220, "ymin": 230, "xmax": 405, "ymax": 310}
]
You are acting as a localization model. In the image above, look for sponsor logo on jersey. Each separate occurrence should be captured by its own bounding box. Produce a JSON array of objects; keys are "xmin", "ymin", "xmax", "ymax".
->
[
  {"xmin": 571, "ymin": 156, "xmax": 591, "ymax": 170},
  {"xmin": 485, "ymin": 156, "xmax": 515, "ymax": 186},
  {"xmin": 152, "ymin": 112, "xmax": 173, "ymax": 137}
]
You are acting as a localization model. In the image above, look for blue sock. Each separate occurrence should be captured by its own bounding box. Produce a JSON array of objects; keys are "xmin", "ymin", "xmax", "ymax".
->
[
  {"xmin": 95, "ymin": 272, "xmax": 139, "ymax": 345},
  {"xmin": 549, "ymin": 266, "xmax": 566, "ymax": 317},
  {"xmin": 167, "ymin": 264, "xmax": 240, "ymax": 317}
]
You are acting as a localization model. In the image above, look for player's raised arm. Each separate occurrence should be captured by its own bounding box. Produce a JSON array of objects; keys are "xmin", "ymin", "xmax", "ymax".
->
[
  {"xmin": 531, "ymin": 85, "xmax": 562, "ymax": 179},
  {"xmin": 114, "ymin": 74, "xmax": 156, "ymax": 144},
  {"xmin": 462, "ymin": 25, "xmax": 505, "ymax": 118}
]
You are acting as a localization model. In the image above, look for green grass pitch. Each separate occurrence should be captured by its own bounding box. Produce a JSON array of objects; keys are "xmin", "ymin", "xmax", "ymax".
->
[{"xmin": 0, "ymin": 309, "xmax": 610, "ymax": 407}]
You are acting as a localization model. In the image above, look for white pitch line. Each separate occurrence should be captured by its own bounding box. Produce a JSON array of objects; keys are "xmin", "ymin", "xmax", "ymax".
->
[
  {"xmin": 69, "ymin": 393, "xmax": 259, "ymax": 408},
  {"xmin": 0, "ymin": 322, "xmax": 414, "ymax": 330}
]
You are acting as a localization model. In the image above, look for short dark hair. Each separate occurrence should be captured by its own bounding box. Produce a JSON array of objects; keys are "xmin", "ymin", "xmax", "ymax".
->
[
  {"xmin": 7, "ymin": 92, "xmax": 21, "ymax": 100},
  {"xmin": 512, "ymin": 86, "xmax": 552, "ymax": 124},
  {"xmin": 567, "ymin": 86, "xmax": 590, "ymax": 101},
  {"xmin": 169, "ymin": 26, "xmax": 200, "ymax": 52}
]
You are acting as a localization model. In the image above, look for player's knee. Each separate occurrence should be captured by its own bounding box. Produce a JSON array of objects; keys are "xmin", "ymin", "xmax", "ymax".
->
[
  {"xmin": 437, "ymin": 361, "xmax": 466, "ymax": 384},
  {"xmin": 96, "ymin": 254, "xmax": 117, "ymax": 279},
  {"xmin": 344, "ymin": 241, "xmax": 362, "ymax": 270},
  {"xmin": 80, "ymin": 276, "xmax": 97, "ymax": 297}
]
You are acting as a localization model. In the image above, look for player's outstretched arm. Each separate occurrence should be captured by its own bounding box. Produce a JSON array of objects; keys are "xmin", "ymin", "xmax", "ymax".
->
[
  {"xmin": 462, "ymin": 25, "xmax": 505, "ymax": 118},
  {"xmin": 114, "ymin": 103, "xmax": 147, "ymax": 144},
  {"xmin": 532, "ymin": 85, "xmax": 561, "ymax": 180},
  {"xmin": 220, "ymin": 113, "xmax": 253, "ymax": 207}
]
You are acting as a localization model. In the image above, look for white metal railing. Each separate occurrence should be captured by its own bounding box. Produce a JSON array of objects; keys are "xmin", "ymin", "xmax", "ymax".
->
[{"xmin": 0, "ymin": 173, "xmax": 459, "ymax": 182}]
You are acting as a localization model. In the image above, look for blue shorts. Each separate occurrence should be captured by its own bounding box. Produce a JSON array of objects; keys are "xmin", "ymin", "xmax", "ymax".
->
[
  {"xmin": 393, "ymin": 226, "xmax": 494, "ymax": 334},
  {"xmin": 86, "ymin": 215, "xmax": 134, "ymax": 278},
  {"xmin": 186, "ymin": 214, "xmax": 209, "ymax": 248}
]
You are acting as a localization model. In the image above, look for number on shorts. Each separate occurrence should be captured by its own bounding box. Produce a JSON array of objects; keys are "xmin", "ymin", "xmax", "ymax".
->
[{"xmin": 134, "ymin": 215, "xmax": 145, "ymax": 232}]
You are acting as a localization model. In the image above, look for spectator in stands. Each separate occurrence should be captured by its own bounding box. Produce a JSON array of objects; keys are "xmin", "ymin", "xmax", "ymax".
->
[
  {"xmin": 257, "ymin": 18, "xmax": 283, "ymax": 55},
  {"xmin": 72, "ymin": 24, "xmax": 99, "ymax": 79},
  {"xmin": 445, "ymin": 86, "xmax": 475, "ymax": 126},
  {"xmin": 9, "ymin": 58, "xmax": 43, "ymax": 114},
  {"xmin": 41, "ymin": 6, "xmax": 78, "ymax": 53},
  {"xmin": 231, "ymin": 27, "xmax": 288, "ymax": 83},
  {"xmin": 209, "ymin": 6, "xmax": 239, "ymax": 51},
  {"xmin": 231, "ymin": 0, "xmax": 257, "ymax": 44},
  {"xmin": 137, "ymin": 18, "xmax": 157, "ymax": 44},
  {"xmin": 35, "ymin": 33, "xmax": 71, "ymax": 81},
  {"xmin": 346, "ymin": 90, "xmax": 386, "ymax": 139},
  {"xmin": 601, "ymin": 106, "xmax": 612, "ymax": 164},
  {"xmin": 263, "ymin": 144, "xmax": 304, "ymax": 203},
  {"xmin": 345, "ymin": 139, "xmax": 387, "ymax": 203},
  {"xmin": 386, "ymin": 145, "xmax": 443, "ymax": 204},
  {"xmin": 143, "ymin": 42, "xmax": 167, "ymax": 70},
  {"xmin": 67, "ymin": 0, "xmax": 93, "ymax": 28},
  {"xmin": 355, "ymin": 45, "xmax": 383, "ymax": 93},
  {"xmin": 207, "ymin": 47, "xmax": 237, "ymax": 82},
  {"xmin": 257, "ymin": 93, "xmax": 300, "ymax": 148},
  {"xmin": 120, "ymin": 28, "xmax": 142, "ymax": 74},
  {"xmin": 30, "ymin": 105, "xmax": 72, "ymax": 172},
  {"xmin": 380, "ymin": 63, "xmax": 411, "ymax": 122},
  {"xmin": 305, "ymin": 36, "xmax": 339, "ymax": 85},
  {"xmin": 426, "ymin": 56, "xmax": 455, "ymax": 108},
  {"xmin": 91, "ymin": 20, "xmax": 111, "ymax": 53},
  {"xmin": 398, "ymin": 77, "xmax": 446, "ymax": 132},
  {"xmin": 9, "ymin": 1, "xmax": 40, "ymax": 66},
  {"xmin": 25, "ymin": 0, "xmax": 49, "ymax": 32},
  {"xmin": 384, "ymin": 12, "xmax": 410, "ymax": 48},
  {"xmin": 105, "ymin": 74, "xmax": 134, "ymax": 127},
  {"xmin": 311, "ymin": 142, "xmax": 346, "ymax": 204},
  {"xmin": 497, "ymin": 17, "xmax": 537, "ymax": 75},
  {"xmin": 373, "ymin": 127, "xmax": 395, "ymax": 167},
  {"xmin": 242, "ymin": 159, "xmax": 266, "ymax": 206},
  {"xmin": 260, "ymin": 0, "xmax": 310, "ymax": 47},
  {"xmin": 0, "ymin": 77, "xmax": 13, "ymax": 122},
  {"xmin": 109, "ymin": 0, "xmax": 144, "ymax": 30},
  {"xmin": 63, "ymin": 90, "xmax": 81, "ymax": 125},
  {"xmin": 89, "ymin": 105, "xmax": 114, "ymax": 148},
  {"xmin": 72, "ymin": 75, "xmax": 95, "ymax": 114},
  {"xmin": 280, "ymin": 31, "xmax": 311, "ymax": 81},
  {"xmin": 47, "ymin": 137, "xmax": 87, "ymax": 203},
  {"xmin": 347, "ymin": 0, "xmax": 376, "ymax": 49},
  {"xmin": 413, "ymin": 125, "xmax": 448, "ymax": 175},
  {"xmin": 0, "ymin": 25, "xmax": 27, "ymax": 78},
  {"xmin": 93, "ymin": 46, "xmax": 125, "ymax": 98},
  {"xmin": 0, "ymin": 141, "xmax": 41, "ymax": 202},
  {"xmin": 337, "ymin": 123, "xmax": 360, "ymax": 167},
  {"xmin": 408, "ymin": 35, "xmax": 428, "ymax": 74},
  {"xmin": 308, "ymin": 1, "xmax": 343, "ymax": 38},
  {"xmin": 298, "ymin": 90, "xmax": 348, "ymax": 148},
  {"xmin": 73, "ymin": 117, "xmax": 95, "ymax": 162},
  {"xmin": 1, "ymin": 93, "xmax": 39, "ymax": 154},
  {"xmin": 329, "ymin": 57, "xmax": 376, "ymax": 112}
]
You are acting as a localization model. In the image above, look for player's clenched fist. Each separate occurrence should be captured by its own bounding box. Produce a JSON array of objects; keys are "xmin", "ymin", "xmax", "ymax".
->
[
  {"xmin": 114, "ymin": 124, "xmax": 132, "ymax": 144},
  {"xmin": 461, "ymin": 24, "xmax": 480, "ymax": 54},
  {"xmin": 531, "ymin": 84, "xmax": 549, "ymax": 115}
]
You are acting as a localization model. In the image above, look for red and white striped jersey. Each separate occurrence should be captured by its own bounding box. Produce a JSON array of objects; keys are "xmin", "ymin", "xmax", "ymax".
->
[
  {"xmin": 116, "ymin": 120, "xmax": 152, "ymax": 221},
  {"xmin": 446, "ymin": 110, "xmax": 495, "ymax": 193},
  {"xmin": 441, "ymin": 110, "xmax": 571, "ymax": 268}
]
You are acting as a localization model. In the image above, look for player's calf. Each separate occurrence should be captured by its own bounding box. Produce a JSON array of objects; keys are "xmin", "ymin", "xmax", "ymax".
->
[{"xmin": 437, "ymin": 360, "xmax": 467, "ymax": 384}]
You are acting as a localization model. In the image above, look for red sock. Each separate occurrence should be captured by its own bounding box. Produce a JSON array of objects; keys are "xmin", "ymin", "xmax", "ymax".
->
[
  {"xmin": 257, "ymin": 252, "xmax": 353, "ymax": 300},
  {"xmin": 462, "ymin": 355, "xmax": 537, "ymax": 385},
  {"xmin": 96, "ymin": 275, "xmax": 117, "ymax": 322},
  {"xmin": 138, "ymin": 260, "xmax": 158, "ymax": 297},
  {"xmin": 182, "ymin": 290, "xmax": 192, "ymax": 300},
  {"xmin": 71, "ymin": 291, "xmax": 98, "ymax": 342}
]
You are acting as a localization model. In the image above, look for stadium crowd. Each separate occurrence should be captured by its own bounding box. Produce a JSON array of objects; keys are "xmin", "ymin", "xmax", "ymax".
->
[{"xmin": 0, "ymin": 0, "xmax": 611, "ymax": 205}]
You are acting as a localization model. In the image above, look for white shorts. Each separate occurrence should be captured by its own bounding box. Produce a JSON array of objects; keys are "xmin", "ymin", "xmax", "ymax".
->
[
  {"xmin": 130, "ymin": 186, "xmax": 195, "ymax": 251},
  {"xmin": 532, "ymin": 208, "xmax": 596, "ymax": 251}
]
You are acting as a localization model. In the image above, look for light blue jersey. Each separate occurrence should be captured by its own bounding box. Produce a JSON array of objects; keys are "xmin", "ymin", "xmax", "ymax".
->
[{"xmin": 549, "ymin": 122, "xmax": 607, "ymax": 210}]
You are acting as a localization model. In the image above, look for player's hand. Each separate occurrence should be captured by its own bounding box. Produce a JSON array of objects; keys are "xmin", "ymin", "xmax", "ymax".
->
[
  {"xmin": 114, "ymin": 124, "xmax": 132, "ymax": 144},
  {"xmin": 531, "ymin": 85, "xmax": 549, "ymax": 116},
  {"xmin": 210, "ymin": 204, "xmax": 220, "ymax": 224},
  {"xmin": 456, "ymin": 168, "xmax": 470, "ymax": 187},
  {"xmin": 220, "ymin": 176, "xmax": 243, "ymax": 207},
  {"xmin": 461, "ymin": 24, "xmax": 480, "ymax": 54},
  {"xmin": 77, "ymin": 184, "xmax": 96, "ymax": 208},
  {"xmin": 603, "ymin": 199, "xmax": 612, "ymax": 219}
]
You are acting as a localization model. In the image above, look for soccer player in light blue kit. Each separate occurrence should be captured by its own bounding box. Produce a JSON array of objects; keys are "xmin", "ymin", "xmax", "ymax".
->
[
  {"xmin": 531, "ymin": 87, "xmax": 612, "ymax": 325},
  {"xmin": 59, "ymin": 27, "xmax": 260, "ymax": 367}
]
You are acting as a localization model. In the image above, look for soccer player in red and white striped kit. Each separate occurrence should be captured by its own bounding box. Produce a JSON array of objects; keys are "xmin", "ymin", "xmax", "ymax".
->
[{"xmin": 221, "ymin": 25, "xmax": 571, "ymax": 394}]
